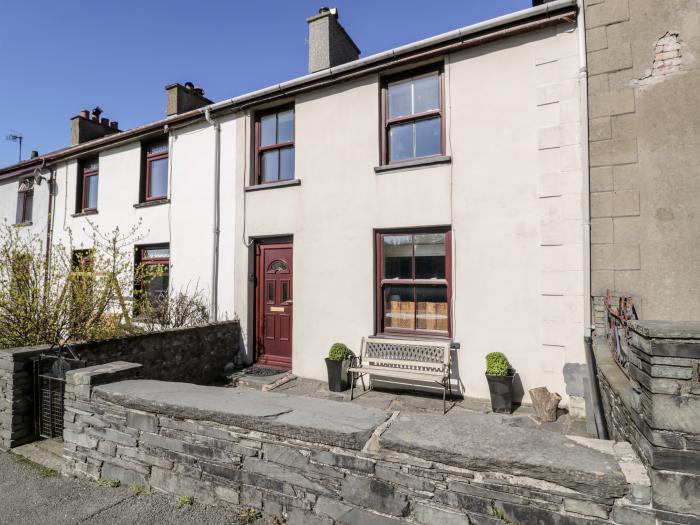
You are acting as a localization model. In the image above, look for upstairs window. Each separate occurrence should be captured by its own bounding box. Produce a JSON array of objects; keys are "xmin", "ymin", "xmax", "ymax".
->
[
  {"xmin": 15, "ymin": 179, "xmax": 33, "ymax": 225},
  {"xmin": 143, "ymin": 140, "xmax": 169, "ymax": 201},
  {"xmin": 255, "ymin": 107, "xmax": 295, "ymax": 184},
  {"xmin": 77, "ymin": 158, "xmax": 99, "ymax": 213},
  {"xmin": 375, "ymin": 229, "xmax": 451, "ymax": 336},
  {"xmin": 382, "ymin": 67, "xmax": 443, "ymax": 164}
]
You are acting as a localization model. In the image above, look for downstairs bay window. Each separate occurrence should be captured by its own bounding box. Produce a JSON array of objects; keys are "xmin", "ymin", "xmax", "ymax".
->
[{"xmin": 375, "ymin": 229, "xmax": 451, "ymax": 336}]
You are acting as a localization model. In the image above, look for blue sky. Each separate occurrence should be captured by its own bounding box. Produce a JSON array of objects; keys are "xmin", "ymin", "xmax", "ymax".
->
[{"xmin": 0, "ymin": 1, "xmax": 531, "ymax": 168}]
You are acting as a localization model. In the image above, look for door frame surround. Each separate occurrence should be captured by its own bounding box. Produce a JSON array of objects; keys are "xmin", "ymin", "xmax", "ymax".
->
[{"xmin": 253, "ymin": 235, "xmax": 293, "ymax": 369}]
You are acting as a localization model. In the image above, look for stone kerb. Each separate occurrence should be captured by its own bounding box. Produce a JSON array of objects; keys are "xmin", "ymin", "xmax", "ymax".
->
[{"xmin": 62, "ymin": 377, "xmax": 654, "ymax": 525}]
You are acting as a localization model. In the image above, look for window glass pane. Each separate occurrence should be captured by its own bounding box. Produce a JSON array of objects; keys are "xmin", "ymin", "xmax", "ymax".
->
[
  {"xmin": 84, "ymin": 159, "xmax": 99, "ymax": 172},
  {"xmin": 266, "ymin": 281, "xmax": 274, "ymax": 303},
  {"xmin": 413, "ymin": 73, "xmax": 439, "ymax": 114},
  {"xmin": 384, "ymin": 285, "xmax": 415, "ymax": 330},
  {"xmin": 148, "ymin": 158, "xmax": 168, "ymax": 198},
  {"xmin": 145, "ymin": 273, "xmax": 169, "ymax": 300},
  {"xmin": 23, "ymin": 193, "xmax": 33, "ymax": 222},
  {"xmin": 147, "ymin": 142, "xmax": 168, "ymax": 155},
  {"xmin": 85, "ymin": 175, "xmax": 98, "ymax": 209},
  {"xmin": 277, "ymin": 110, "xmax": 294, "ymax": 143},
  {"xmin": 415, "ymin": 233, "xmax": 446, "ymax": 279},
  {"xmin": 279, "ymin": 147, "xmax": 295, "ymax": 181},
  {"xmin": 281, "ymin": 281, "xmax": 289, "ymax": 303},
  {"xmin": 416, "ymin": 286, "xmax": 448, "ymax": 331},
  {"xmin": 383, "ymin": 235, "xmax": 412, "ymax": 279},
  {"xmin": 415, "ymin": 117, "xmax": 441, "ymax": 158},
  {"xmin": 389, "ymin": 122, "xmax": 414, "ymax": 162},
  {"xmin": 388, "ymin": 79, "xmax": 412, "ymax": 119},
  {"xmin": 261, "ymin": 150, "xmax": 279, "ymax": 183},
  {"xmin": 260, "ymin": 114, "xmax": 277, "ymax": 147},
  {"xmin": 143, "ymin": 247, "xmax": 169, "ymax": 259}
]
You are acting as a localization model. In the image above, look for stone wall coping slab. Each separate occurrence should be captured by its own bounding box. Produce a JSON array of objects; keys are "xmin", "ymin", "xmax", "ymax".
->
[
  {"xmin": 379, "ymin": 411, "xmax": 629, "ymax": 499},
  {"xmin": 66, "ymin": 362, "xmax": 143, "ymax": 386},
  {"xmin": 92, "ymin": 379, "xmax": 390, "ymax": 450},
  {"xmin": 629, "ymin": 320, "xmax": 700, "ymax": 340},
  {"xmin": 0, "ymin": 344, "xmax": 52, "ymax": 358}
]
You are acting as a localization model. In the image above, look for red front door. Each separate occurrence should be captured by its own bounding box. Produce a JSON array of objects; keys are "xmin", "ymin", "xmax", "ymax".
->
[{"xmin": 256, "ymin": 243, "xmax": 293, "ymax": 369}]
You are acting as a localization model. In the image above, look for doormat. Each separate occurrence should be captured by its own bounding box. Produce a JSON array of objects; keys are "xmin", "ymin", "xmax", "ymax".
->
[{"xmin": 243, "ymin": 365, "xmax": 289, "ymax": 377}]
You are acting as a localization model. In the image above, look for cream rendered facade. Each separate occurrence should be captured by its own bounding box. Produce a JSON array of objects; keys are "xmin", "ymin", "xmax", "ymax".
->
[
  {"xmin": 0, "ymin": 4, "xmax": 586, "ymax": 409},
  {"xmin": 233, "ymin": 22, "xmax": 587, "ymax": 408}
]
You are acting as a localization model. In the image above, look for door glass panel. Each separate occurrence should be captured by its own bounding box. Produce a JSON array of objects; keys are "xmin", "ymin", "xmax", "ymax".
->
[
  {"xmin": 281, "ymin": 281, "xmax": 289, "ymax": 303},
  {"xmin": 148, "ymin": 158, "xmax": 168, "ymax": 198},
  {"xmin": 415, "ymin": 233, "xmax": 445, "ymax": 279},
  {"xmin": 279, "ymin": 147, "xmax": 295, "ymax": 181},
  {"xmin": 266, "ymin": 281, "xmax": 274, "ymax": 303},
  {"xmin": 388, "ymin": 122, "xmax": 413, "ymax": 162},
  {"xmin": 416, "ymin": 286, "xmax": 448, "ymax": 331},
  {"xmin": 260, "ymin": 114, "xmax": 277, "ymax": 147},
  {"xmin": 413, "ymin": 73, "xmax": 439, "ymax": 114},
  {"xmin": 267, "ymin": 260, "xmax": 288, "ymax": 273},
  {"xmin": 388, "ymin": 79, "xmax": 412, "ymax": 119},
  {"xmin": 277, "ymin": 110, "xmax": 294, "ymax": 143},
  {"xmin": 383, "ymin": 235, "xmax": 412, "ymax": 279},
  {"xmin": 415, "ymin": 117, "xmax": 441, "ymax": 158},
  {"xmin": 384, "ymin": 285, "xmax": 415, "ymax": 330},
  {"xmin": 261, "ymin": 150, "xmax": 279, "ymax": 182}
]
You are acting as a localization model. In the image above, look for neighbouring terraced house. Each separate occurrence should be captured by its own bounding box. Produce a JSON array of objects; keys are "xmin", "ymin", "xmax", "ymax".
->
[{"xmin": 2, "ymin": 0, "xmax": 696, "ymax": 415}]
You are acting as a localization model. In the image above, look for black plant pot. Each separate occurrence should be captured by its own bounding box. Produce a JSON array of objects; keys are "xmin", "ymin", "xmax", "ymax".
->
[
  {"xmin": 326, "ymin": 358, "xmax": 350, "ymax": 392},
  {"xmin": 485, "ymin": 374, "xmax": 514, "ymax": 414}
]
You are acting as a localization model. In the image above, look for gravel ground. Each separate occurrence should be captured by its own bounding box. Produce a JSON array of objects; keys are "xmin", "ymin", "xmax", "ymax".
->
[{"xmin": 0, "ymin": 452, "xmax": 260, "ymax": 525}]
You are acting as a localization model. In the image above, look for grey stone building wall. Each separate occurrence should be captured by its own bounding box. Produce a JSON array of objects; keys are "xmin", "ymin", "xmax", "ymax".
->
[
  {"xmin": 61, "ymin": 362, "xmax": 657, "ymax": 525},
  {"xmin": 594, "ymin": 320, "xmax": 700, "ymax": 520},
  {"xmin": 587, "ymin": 0, "xmax": 700, "ymax": 320},
  {"xmin": 0, "ymin": 321, "xmax": 240, "ymax": 451}
]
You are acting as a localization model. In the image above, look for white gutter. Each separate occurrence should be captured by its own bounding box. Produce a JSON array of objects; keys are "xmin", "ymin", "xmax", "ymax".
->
[
  {"xmin": 578, "ymin": 1, "xmax": 592, "ymax": 338},
  {"xmin": 204, "ymin": 108, "xmax": 221, "ymax": 322},
  {"xmin": 207, "ymin": 0, "xmax": 578, "ymax": 113}
]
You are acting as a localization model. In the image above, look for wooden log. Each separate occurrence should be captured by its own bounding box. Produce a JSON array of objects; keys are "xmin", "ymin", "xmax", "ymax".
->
[{"xmin": 529, "ymin": 386, "xmax": 562, "ymax": 422}]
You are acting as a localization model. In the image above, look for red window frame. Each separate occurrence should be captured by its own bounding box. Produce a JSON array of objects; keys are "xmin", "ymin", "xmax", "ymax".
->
[
  {"xmin": 16, "ymin": 179, "xmax": 33, "ymax": 224},
  {"xmin": 78, "ymin": 158, "xmax": 99, "ymax": 212},
  {"xmin": 380, "ymin": 65, "xmax": 445, "ymax": 165},
  {"xmin": 144, "ymin": 140, "xmax": 169, "ymax": 201},
  {"xmin": 253, "ymin": 105, "xmax": 295, "ymax": 185},
  {"xmin": 375, "ymin": 227, "xmax": 452, "ymax": 338}
]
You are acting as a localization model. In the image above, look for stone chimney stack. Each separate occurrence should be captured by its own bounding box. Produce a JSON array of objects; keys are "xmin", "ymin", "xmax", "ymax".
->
[
  {"xmin": 306, "ymin": 7, "xmax": 360, "ymax": 74},
  {"xmin": 71, "ymin": 106, "xmax": 121, "ymax": 145},
  {"xmin": 165, "ymin": 82, "xmax": 213, "ymax": 116}
]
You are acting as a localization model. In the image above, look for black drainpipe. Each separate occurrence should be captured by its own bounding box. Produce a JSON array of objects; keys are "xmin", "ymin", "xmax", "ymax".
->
[{"xmin": 584, "ymin": 335, "xmax": 609, "ymax": 440}]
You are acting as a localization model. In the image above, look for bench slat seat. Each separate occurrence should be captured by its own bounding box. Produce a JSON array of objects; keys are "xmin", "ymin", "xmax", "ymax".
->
[{"xmin": 350, "ymin": 336, "xmax": 453, "ymax": 413}]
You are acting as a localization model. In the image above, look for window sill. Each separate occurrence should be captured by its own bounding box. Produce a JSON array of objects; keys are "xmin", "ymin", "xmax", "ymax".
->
[
  {"xmin": 245, "ymin": 179, "xmax": 301, "ymax": 192},
  {"xmin": 71, "ymin": 210, "xmax": 98, "ymax": 218},
  {"xmin": 374, "ymin": 155, "xmax": 451, "ymax": 174},
  {"xmin": 14, "ymin": 221, "xmax": 32, "ymax": 228},
  {"xmin": 134, "ymin": 198, "xmax": 170, "ymax": 209}
]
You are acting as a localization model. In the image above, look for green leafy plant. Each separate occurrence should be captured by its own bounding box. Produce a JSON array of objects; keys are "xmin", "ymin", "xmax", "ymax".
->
[
  {"xmin": 238, "ymin": 507, "xmax": 263, "ymax": 523},
  {"xmin": 130, "ymin": 483, "xmax": 143, "ymax": 495},
  {"xmin": 176, "ymin": 495, "xmax": 193, "ymax": 507},
  {"xmin": 485, "ymin": 352, "xmax": 510, "ymax": 376},
  {"xmin": 328, "ymin": 342, "xmax": 351, "ymax": 362},
  {"xmin": 96, "ymin": 478, "xmax": 121, "ymax": 488}
]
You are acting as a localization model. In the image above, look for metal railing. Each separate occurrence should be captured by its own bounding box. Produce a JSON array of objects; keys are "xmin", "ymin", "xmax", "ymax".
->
[{"xmin": 604, "ymin": 290, "xmax": 638, "ymax": 375}]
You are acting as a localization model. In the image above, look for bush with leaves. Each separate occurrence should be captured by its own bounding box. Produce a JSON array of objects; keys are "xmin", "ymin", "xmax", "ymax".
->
[
  {"xmin": 485, "ymin": 352, "xmax": 510, "ymax": 376},
  {"xmin": 136, "ymin": 283, "xmax": 210, "ymax": 331}
]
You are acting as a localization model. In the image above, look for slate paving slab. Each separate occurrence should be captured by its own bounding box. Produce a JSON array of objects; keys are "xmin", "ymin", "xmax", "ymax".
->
[
  {"xmin": 94, "ymin": 380, "xmax": 390, "ymax": 450},
  {"xmin": 379, "ymin": 410, "xmax": 628, "ymax": 499}
]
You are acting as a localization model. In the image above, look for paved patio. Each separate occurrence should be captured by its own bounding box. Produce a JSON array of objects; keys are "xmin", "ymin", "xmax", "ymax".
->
[{"xmin": 232, "ymin": 374, "xmax": 595, "ymax": 439}]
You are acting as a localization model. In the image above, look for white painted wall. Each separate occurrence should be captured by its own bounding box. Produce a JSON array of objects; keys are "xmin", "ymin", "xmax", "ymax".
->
[{"xmin": 232, "ymin": 23, "xmax": 586, "ymax": 407}]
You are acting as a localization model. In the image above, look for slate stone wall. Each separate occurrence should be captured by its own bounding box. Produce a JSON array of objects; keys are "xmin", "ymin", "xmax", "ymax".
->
[
  {"xmin": 0, "ymin": 321, "xmax": 240, "ymax": 451},
  {"xmin": 595, "ymin": 320, "xmax": 700, "ymax": 519},
  {"xmin": 62, "ymin": 362, "xmax": 657, "ymax": 525}
]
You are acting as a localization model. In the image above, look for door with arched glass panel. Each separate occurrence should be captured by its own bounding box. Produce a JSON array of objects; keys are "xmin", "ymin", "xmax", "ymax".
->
[{"xmin": 255, "ymin": 243, "xmax": 293, "ymax": 369}]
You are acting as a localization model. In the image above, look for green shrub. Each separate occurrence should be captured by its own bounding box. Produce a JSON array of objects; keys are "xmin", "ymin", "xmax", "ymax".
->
[
  {"xmin": 485, "ymin": 352, "xmax": 510, "ymax": 376},
  {"xmin": 328, "ymin": 343, "xmax": 351, "ymax": 362}
]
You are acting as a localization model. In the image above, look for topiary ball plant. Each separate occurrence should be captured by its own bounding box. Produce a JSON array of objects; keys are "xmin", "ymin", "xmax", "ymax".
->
[
  {"xmin": 485, "ymin": 352, "xmax": 510, "ymax": 376},
  {"xmin": 328, "ymin": 343, "xmax": 351, "ymax": 362}
]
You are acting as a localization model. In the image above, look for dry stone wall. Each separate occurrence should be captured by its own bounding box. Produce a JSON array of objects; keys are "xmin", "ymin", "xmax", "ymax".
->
[{"xmin": 62, "ymin": 362, "xmax": 656, "ymax": 525}]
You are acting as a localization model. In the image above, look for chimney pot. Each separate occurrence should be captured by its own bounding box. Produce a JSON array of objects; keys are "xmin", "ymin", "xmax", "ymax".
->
[
  {"xmin": 110, "ymin": 121, "xmax": 119, "ymax": 129},
  {"xmin": 307, "ymin": 6, "xmax": 359, "ymax": 73},
  {"xmin": 30, "ymin": 150, "xmax": 39, "ymax": 158},
  {"xmin": 80, "ymin": 109, "xmax": 90, "ymax": 119},
  {"xmin": 101, "ymin": 118, "xmax": 109, "ymax": 126},
  {"xmin": 184, "ymin": 81, "xmax": 194, "ymax": 90}
]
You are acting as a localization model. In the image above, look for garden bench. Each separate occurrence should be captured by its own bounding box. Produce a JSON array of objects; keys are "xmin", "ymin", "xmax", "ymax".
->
[{"xmin": 349, "ymin": 336, "xmax": 452, "ymax": 413}]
